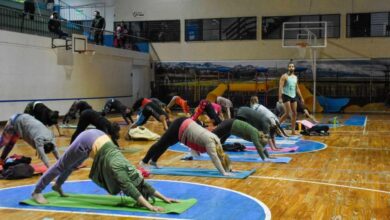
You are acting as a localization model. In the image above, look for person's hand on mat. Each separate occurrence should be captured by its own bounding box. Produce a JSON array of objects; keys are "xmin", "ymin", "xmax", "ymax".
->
[
  {"xmin": 150, "ymin": 205, "xmax": 165, "ymax": 212},
  {"xmin": 162, "ymin": 198, "xmax": 179, "ymax": 204},
  {"xmin": 223, "ymin": 172, "xmax": 234, "ymax": 176}
]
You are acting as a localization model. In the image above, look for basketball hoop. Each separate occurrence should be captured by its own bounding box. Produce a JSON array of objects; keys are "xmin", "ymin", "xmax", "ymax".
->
[{"xmin": 296, "ymin": 42, "xmax": 308, "ymax": 59}]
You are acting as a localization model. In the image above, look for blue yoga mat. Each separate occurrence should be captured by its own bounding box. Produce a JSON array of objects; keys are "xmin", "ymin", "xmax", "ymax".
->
[
  {"xmin": 150, "ymin": 167, "xmax": 256, "ymax": 179},
  {"xmin": 169, "ymin": 137, "xmax": 326, "ymax": 155},
  {"xmin": 191, "ymin": 155, "xmax": 292, "ymax": 163},
  {"xmin": 344, "ymin": 115, "xmax": 367, "ymax": 126},
  {"xmin": 225, "ymin": 135, "xmax": 301, "ymax": 145}
]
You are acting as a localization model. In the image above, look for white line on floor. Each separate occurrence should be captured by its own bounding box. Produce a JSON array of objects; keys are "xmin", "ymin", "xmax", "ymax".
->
[{"xmin": 249, "ymin": 175, "xmax": 390, "ymax": 194}]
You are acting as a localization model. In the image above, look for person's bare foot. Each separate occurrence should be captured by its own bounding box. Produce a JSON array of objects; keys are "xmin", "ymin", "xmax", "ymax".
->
[
  {"xmin": 52, "ymin": 184, "xmax": 68, "ymax": 197},
  {"xmin": 32, "ymin": 193, "xmax": 48, "ymax": 204}
]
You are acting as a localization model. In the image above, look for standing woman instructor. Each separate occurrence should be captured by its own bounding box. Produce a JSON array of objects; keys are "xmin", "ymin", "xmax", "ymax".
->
[{"xmin": 278, "ymin": 61, "xmax": 304, "ymax": 135}]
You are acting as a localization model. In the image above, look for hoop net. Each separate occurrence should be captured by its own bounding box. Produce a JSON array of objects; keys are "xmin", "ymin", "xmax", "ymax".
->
[{"xmin": 296, "ymin": 42, "xmax": 308, "ymax": 59}]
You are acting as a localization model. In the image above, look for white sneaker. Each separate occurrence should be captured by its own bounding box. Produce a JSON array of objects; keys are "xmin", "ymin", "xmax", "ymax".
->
[
  {"xmin": 32, "ymin": 193, "xmax": 48, "ymax": 204},
  {"xmin": 128, "ymin": 126, "xmax": 160, "ymax": 141},
  {"xmin": 149, "ymin": 161, "xmax": 160, "ymax": 169},
  {"xmin": 139, "ymin": 161, "xmax": 150, "ymax": 170}
]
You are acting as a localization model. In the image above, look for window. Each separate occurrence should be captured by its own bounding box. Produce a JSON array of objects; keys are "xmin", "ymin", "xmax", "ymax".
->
[
  {"xmin": 114, "ymin": 20, "xmax": 180, "ymax": 42},
  {"xmin": 262, "ymin": 14, "xmax": 340, "ymax": 39},
  {"xmin": 347, "ymin": 12, "xmax": 390, "ymax": 37},
  {"xmin": 185, "ymin": 17, "xmax": 257, "ymax": 41}
]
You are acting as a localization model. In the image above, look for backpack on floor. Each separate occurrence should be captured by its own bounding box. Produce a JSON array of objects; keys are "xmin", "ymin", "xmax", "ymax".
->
[
  {"xmin": 0, "ymin": 163, "xmax": 34, "ymax": 180},
  {"xmin": 301, "ymin": 125, "xmax": 330, "ymax": 136},
  {"xmin": 3, "ymin": 155, "xmax": 32, "ymax": 170},
  {"xmin": 222, "ymin": 143, "xmax": 246, "ymax": 152}
]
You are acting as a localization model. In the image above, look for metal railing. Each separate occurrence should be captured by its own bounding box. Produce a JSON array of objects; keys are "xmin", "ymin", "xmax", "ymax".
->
[
  {"xmin": 0, "ymin": 5, "xmax": 161, "ymax": 62},
  {"xmin": 58, "ymin": 0, "xmax": 94, "ymax": 21}
]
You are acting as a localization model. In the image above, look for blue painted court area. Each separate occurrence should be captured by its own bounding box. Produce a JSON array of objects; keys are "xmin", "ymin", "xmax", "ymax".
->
[
  {"xmin": 169, "ymin": 135, "xmax": 326, "ymax": 156},
  {"xmin": 344, "ymin": 115, "xmax": 367, "ymax": 126},
  {"xmin": 0, "ymin": 180, "xmax": 270, "ymax": 220}
]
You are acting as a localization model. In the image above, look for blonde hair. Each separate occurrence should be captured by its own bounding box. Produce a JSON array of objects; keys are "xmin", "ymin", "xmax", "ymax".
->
[
  {"xmin": 216, "ymin": 144, "xmax": 232, "ymax": 172},
  {"xmin": 250, "ymin": 96, "xmax": 259, "ymax": 107}
]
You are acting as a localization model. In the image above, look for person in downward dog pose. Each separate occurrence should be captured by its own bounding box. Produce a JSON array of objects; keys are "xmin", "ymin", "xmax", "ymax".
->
[
  {"xmin": 191, "ymin": 99, "xmax": 222, "ymax": 126},
  {"xmin": 129, "ymin": 98, "xmax": 170, "ymax": 130},
  {"xmin": 0, "ymin": 114, "xmax": 60, "ymax": 168},
  {"xmin": 236, "ymin": 106, "xmax": 287, "ymax": 151},
  {"xmin": 139, "ymin": 117, "xmax": 233, "ymax": 176},
  {"xmin": 31, "ymin": 129, "xmax": 178, "ymax": 212},
  {"xmin": 63, "ymin": 100, "xmax": 93, "ymax": 124},
  {"xmin": 275, "ymin": 99, "xmax": 318, "ymax": 123},
  {"xmin": 70, "ymin": 109, "xmax": 120, "ymax": 146},
  {"xmin": 166, "ymin": 96, "xmax": 190, "ymax": 115},
  {"xmin": 101, "ymin": 98, "xmax": 134, "ymax": 124},
  {"xmin": 216, "ymin": 96, "xmax": 234, "ymax": 119},
  {"xmin": 24, "ymin": 101, "xmax": 62, "ymax": 136},
  {"xmin": 150, "ymin": 98, "xmax": 169, "ymax": 112},
  {"xmin": 212, "ymin": 119, "xmax": 270, "ymax": 160}
]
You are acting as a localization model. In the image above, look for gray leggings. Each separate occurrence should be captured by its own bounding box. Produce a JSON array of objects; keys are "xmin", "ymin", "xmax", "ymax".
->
[{"xmin": 33, "ymin": 140, "xmax": 91, "ymax": 193}]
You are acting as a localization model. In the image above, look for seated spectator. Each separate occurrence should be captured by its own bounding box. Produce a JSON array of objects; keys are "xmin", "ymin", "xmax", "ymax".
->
[
  {"xmin": 23, "ymin": 0, "xmax": 35, "ymax": 20},
  {"xmin": 48, "ymin": 12, "xmax": 68, "ymax": 38}
]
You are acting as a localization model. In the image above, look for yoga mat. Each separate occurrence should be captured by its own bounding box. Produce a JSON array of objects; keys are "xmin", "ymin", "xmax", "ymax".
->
[
  {"xmin": 20, "ymin": 192, "xmax": 197, "ymax": 214},
  {"xmin": 264, "ymin": 146, "xmax": 299, "ymax": 153},
  {"xmin": 226, "ymin": 135, "xmax": 301, "ymax": 145},
  {"xmin": 59, "ymin": 124, "xmax": 95, "ymax": 129},
  {"xmin": 169, "ymin": 138, "xmax": 326, "ymax": 155},
  {"xmin": 191, "ymin": 155, "xmax": 292, "ymax": 163},
  {"xmin": 150, "ymin": 167, "xmax": 256, "ymax": 179},
  {"xmin": 344, "ymin": 115, "xmax": 367, "ymax": 126}
]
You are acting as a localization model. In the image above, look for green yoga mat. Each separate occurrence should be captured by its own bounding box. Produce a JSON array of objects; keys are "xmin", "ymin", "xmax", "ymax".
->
[{"xmin": 20, "ymin": 192, "xmax": 197, "ymax": 214}]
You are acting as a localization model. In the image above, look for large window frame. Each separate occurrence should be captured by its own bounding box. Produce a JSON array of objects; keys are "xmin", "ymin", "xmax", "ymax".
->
[
  {"xmin": 347, "ymin": 12, "xmax": 390, "ymax": 38},
  {"xmin": 114, "ymin": 20, "xmax": 181, "ymax": 43},
  {"xmin": 185, "ymin": 16, "xmax": 257, "ymax": 42},
  {"xmin": 262, "ymin": 14, "xmax": 340, "ymax": 39}
]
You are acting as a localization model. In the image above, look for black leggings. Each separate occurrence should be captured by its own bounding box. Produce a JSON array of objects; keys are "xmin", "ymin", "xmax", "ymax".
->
[
  {"xmin": 136, "ymin": 102, "xmax": 168, "ymax": 126},
  {"xmin": 71, "ymin": 110, "xmax": 110, "ymax": 143},
  {"xmin": 212, "ymin": 119, "xmax": 234, "ymax": 144},
  {"xmin": 204, "ymin": 103, "xmax": 222, "ymax": 125},
  {"xmin": 142, "ymin": 117, "xmax": 187, "ymax": 163}
]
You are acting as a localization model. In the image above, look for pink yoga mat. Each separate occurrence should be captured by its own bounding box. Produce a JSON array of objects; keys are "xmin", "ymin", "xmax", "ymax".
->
[{"xmin": 246, "ymin": 146, "xmax": 299, "ymax": 153}]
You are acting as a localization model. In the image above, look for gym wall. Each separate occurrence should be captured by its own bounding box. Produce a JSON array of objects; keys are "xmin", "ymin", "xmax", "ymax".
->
[
  {"xmin": 0, "ymin": 30, "xmax": 150, "ymax": 121},
  {"xmin": 114, "ymin": 0, "xmax": 390, "ymax": 61}
]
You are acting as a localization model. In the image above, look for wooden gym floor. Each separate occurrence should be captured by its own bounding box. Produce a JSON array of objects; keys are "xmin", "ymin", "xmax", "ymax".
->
[{"xmin": 0, "ymin": 113, "xmax": 389, "ymax": 219}]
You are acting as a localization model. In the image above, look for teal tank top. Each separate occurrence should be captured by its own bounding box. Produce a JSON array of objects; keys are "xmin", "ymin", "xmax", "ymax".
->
[{"xmin": 283, "ymin": 75, "xmax": 297, "ymax": 98}]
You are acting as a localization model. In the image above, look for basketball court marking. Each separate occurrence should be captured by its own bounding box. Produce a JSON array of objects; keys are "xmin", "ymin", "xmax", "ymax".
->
[{"xmin": 249, "ymin": 175, "xmax": 390, "ymax": 195}]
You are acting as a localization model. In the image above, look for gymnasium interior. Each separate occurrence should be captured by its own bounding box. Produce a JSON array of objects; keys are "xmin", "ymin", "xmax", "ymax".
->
[{"xmin": 0, "ymin": 0, "xmax": 389, "ymax": 219}]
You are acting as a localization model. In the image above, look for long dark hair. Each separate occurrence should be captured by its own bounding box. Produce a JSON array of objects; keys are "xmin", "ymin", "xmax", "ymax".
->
[{"xmin": 137, "ymin": 179, "xmax": 155, "ymax": 204}]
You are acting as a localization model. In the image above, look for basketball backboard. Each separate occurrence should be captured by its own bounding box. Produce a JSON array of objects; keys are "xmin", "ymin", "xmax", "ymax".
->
[
  {"xmin": 72, "ymin": 34, "xmax": 87, "ymax": 53},
  {"xmin": 282, "ymin": 21, "xmax": 327, "ymax": 48}
]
